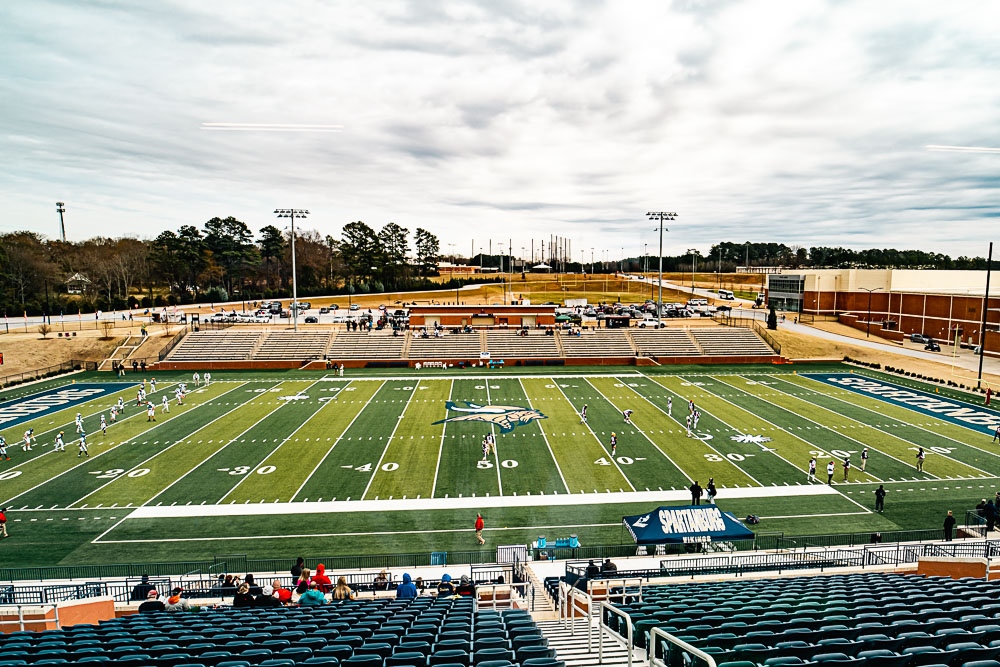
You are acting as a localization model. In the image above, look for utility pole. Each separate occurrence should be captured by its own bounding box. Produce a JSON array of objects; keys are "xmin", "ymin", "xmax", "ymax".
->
[{"xmin": 56, "ymin": 202, "xmax": 66, "ymax": 242}]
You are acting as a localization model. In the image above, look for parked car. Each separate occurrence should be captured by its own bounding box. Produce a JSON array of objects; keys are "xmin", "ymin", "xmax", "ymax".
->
[
  {"xmin": 350, "ymin": 304, "xmax": 360, "ymax": 311},
  {"xmin": 304, "ymin": 316, "xmax": 318, "ymax": 323},
  {"xmin": 319, "ymin": 307, "xmax": 330, "ymax": 314},
  {"xmin": 910, "ymin": 333, "xmax": 931, "ymax": 344}
]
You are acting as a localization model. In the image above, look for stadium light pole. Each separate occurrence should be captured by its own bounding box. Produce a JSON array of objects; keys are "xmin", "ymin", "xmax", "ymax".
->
[
  {"xmin": 55, "ymin": 202, "xmax": 66, "ymax": 242},
  {"xmin": 860, "ymin": 286, "xmax": 882, "ymax": 338},
  {"xmin": 274, "ymin": 208, "xmax": 308, "ymax": 332},
  {"xmin": 647, "ymin": 212, "xmax": 677, "ymax": 327},
  {"xmin": 687, "ymin": 249, "xmax": 698, "ymax": 294}
]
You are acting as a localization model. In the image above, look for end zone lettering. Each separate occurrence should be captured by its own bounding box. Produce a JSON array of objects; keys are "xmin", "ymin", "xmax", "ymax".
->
[
  {"xmin": 817, "ymin": 374, "xmax": 1000, "ymax": 430},
  {"xmin": 0, "ymin": 385, "xmax": 120, "ymax": 427}
]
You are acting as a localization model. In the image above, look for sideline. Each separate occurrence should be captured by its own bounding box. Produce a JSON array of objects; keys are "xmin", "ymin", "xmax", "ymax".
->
[{"xmin": 125, "ymin": 483, "xmax": 840, "ymax": 519}]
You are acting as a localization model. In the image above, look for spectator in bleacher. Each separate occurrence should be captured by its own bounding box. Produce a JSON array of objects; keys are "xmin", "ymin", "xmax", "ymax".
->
[
  {"xmin": 332, "ymin": 576, "xmax": 355, "ymax": 600},
  {"xmin": 290, "ymin": 557, "xmax": 305, "ymax": 578},
  {"xmin": 586, "ymin": 560, "xmax": 601, "ymax": 578},
  {"xmin": 138, "ymin": 589, "xmax": 165, "ymax": 613},
  {"xmin": 396, "ymin": 573, "xmax": 418, "ymax": 598},
  {"xmin": 130, "ymin": 574, "xmax": 156, "ymax": 601},
  {"xmin": 415, "ymin": 577, "xmax": 426, "ymax": 595},
  {"xmin": 292, "ymin": 579, "xmax": 309, "ymax": 603},
  {"xmin": 244, "ymin": 573, "xmax": 262, "ymax": 596},
  {"xmin": 272, "ymin": 579, "xmax": 292, "ymax": 605},
  {"xmin": 295, "ymin": 567, "xmax": 312, "ymax": 592},
  {"xmin": 456, "ymin": 575, "xmax": 476, "ymax": 597},
  {"xmin": 164, "ymin": 587, "xmax": 190, "ymax": 612},
  {"xmin": 232, "ymin": 582, "xmax": 255, "ymax": 608},
  {"xmin": 312, "ymin": 564, "xmax": 333, "ymax": 593},
  {"xmin": 220, "ymin": 574, "xmax": 236, "ymax": 597},
  {"xmin": 601, "ymin": 558, "xmax": 618, "ymax": 574},
  {"xmin": 298, "ymin": 582, "xmax": 327, "ymax": 606},
  {"xmin": 437, "ymin": 574, "xmax": 456, "ymax": 596},
  {"xmin": 373, "ymin": 570, "xmax": 389, "ymax": 591},
  {"xmin": 255, "ymin": 584, "xmax": 281, "ymax": 608}
]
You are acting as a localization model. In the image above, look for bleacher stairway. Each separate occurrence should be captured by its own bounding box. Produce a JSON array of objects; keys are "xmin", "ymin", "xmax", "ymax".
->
[{"xmin": 536, "ymin": 618, "xmax": 640, "ymax": 667}]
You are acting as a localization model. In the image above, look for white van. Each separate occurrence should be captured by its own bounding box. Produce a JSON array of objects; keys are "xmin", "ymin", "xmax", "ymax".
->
[{"xmin": 718, "ymin": 289, "xmax": 735, "ymax": 300}]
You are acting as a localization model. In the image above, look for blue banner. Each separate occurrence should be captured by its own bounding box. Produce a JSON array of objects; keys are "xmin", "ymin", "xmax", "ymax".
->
[
  {"xmin": 624, "ymin": 505, "xmax": 754, "ymax": 544},
  {"xmin": 806, "ymin": 372, "xmax": 1000, "ymax": 434},
  {"xmin": 0, "ymin": 383, "xmax": 127, "ymax": 429}
]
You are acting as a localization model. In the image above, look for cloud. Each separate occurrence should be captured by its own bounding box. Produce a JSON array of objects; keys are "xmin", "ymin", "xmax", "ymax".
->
[{"xmin": 0, "ymin": 0, "xmax": 998, "ymax": 259}]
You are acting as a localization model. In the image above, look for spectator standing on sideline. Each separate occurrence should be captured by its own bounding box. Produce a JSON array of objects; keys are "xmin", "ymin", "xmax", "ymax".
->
[
  {"xmin": 916, "ymin": 447, "xmax": 926, "ymax": 472},
  {"xmin": 475, "ymin": 513, "xmax": 486, "ymax": 545},
  {"xmin": 826, "ymin": 460, "xmax": 835, "ymax": 484},
  {"xmin": 706, "ymin": 478, "xmax": 717, "ymax": 503},
  {"xmin": 842, "ymin": 457, "xmax": 851, "ymax": 482},
  {"xmin": 807, "ymin": 457, "xmax": 817, "ymax": 482},
  {"xmin": 944, "ymin": 510, "xmax": 956, "ymax": 541},
  {"xmin": 993, "ymin": 424, "xmax": 1000, "ymax": 443},
  {"xmin": 689, "ymin": 480, "xmax": 703, "ymax": 505},
  {"xmin": 0, "ymin": 507, "xmax": 7, "ymax": 538},
  {"xmin": 860, "ymin": 447, "xmax": 869, "ymax": 471},
  {"xmin": 874, "ymin": 485, "xmax": 886, "ymax": 512}
]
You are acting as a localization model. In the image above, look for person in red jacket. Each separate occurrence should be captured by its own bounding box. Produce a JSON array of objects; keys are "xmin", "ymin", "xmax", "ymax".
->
[
  {"xmin": 312, "ymin": 563, "xmax": 333, "ymax": 593},
  {"xmin": 475, "ymin": 513, "xmax": 485, "ymax": 545}
]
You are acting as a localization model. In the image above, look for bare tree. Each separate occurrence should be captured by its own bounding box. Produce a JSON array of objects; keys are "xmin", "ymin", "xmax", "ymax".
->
[{"xmin": 38, "ymin": 323, "xmax": 51, "ymax": 339}]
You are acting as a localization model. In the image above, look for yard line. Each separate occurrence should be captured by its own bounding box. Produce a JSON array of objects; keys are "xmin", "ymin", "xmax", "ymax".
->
[
  {"xmin": 1, "ymin": 382, "xmax": 248, "ymax": 507},
  {"xmin": 517, "ymin": 378, "xmax": 570, "ymax": 494},
  {"xmin": 291, "ymin": 379, "xmax": 371, "ymax": 501},
  {"xmin": 429, "ymin": 379, "xmax": 455, "ymax": 498},
  {"xmin": 145, "ymin": 381, "xmax": 289, "ymax": 506},
  {"xmin": 72, "ymin": 383, "xmax": 255, "ymax": 507},
  {"xmin": 362, "ymin": 383, "xmax": 418, "ymax": 499},
  {"xmin": 714, "ymin": 375, "xmax": 903, "ymax": 481},
  {"xmin": 218, "ymin": 378, "xmax": 331, "ymax": 503},
  {"xmin": 588, "ymin": 377, "xmax": 699, "ymax": 484},
  {"xmin": 554, "ymin": 380, "xmax": 636, "ymax": 490},
  {"xmin": 793, "ymin": 373, "xmax": 1000, "ymax": 464},
  {"xmin": 484, "ymin": 380, "xmax": 504, "ymax": 495}
]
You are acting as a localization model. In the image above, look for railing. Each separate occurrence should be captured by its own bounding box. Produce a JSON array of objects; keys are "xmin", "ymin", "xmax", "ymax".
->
[
  {"xmin": 966, "ymin": 510, "xmax": 988, "ymax": 538},
  {"xmin": 753, "ymin": 321, "xmax": 782, "ymax": 354},
  {"xmin": 0, "ymin": 604, "xmax": 60, "ymax": 633},
  {"xmin": 650, "ymin": 626, "xmax": 719, "ymax": 667},
  {"xmin": 476, "ymin": 581, "xmax": 533, "ymax": 613},
  {"xmin": 560, "ymin": 581, "xmax": 595, "ymax": 650},
  {"xmin": 600, "ymin": 601, "xmax": 636, "ymax": 667},
  {"xmin": 157, "ymin": 327, "xmax": 188, "ymax": 361},
  {"xmin": 0, "ymin": 360, "xmax": 95, "ymax": 389}
]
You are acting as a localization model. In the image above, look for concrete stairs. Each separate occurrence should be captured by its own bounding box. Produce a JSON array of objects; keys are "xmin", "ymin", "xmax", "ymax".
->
[
  {"xmin": 535, "ymin": 618, "xmax": 642, "ymax": 667},
  {"xmin": 99, "ymin": 335, "xmax": 140, "ymax": 371}
]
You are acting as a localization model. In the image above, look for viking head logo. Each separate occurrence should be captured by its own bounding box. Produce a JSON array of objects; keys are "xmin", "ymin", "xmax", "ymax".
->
[{"xmin": 433, "ymin": 401, "xmax": 547, "ymax": 434}]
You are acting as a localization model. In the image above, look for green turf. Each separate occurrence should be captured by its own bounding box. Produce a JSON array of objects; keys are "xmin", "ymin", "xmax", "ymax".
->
[{"xmin": 0, "ymin": 362, "xmax": 997, "ymax": 571}]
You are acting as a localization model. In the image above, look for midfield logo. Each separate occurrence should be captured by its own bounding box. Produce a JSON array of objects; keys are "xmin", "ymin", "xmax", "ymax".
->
[{"xmin": 433, "ymin": 401, "xmax": 548, "ymax": 434}]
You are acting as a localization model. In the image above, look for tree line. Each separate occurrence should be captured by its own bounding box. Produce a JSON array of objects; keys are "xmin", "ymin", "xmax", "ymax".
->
[{"xmin": 0, "ymin": 222, "xmax": 993, "ymax": 316}]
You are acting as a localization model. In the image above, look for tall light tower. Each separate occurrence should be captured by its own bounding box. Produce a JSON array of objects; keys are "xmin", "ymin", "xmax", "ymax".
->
[
  {"xmin": 859, "ymin": 286, "xmax": 883, "ymax": 338},
  {"xmin": 647, "ymin": 212, "xmax": 677, "ymax": 327},
  {"xmin": 688, "ymin": 248, "xmax": 698, "ymax": 294},
  {"xmin": 274, "ymin": 208, "xmax": 308, "ymax": 332},
  {"xmin": 56, "ymin": 202, "xmax": 66, "ymax": 242}
]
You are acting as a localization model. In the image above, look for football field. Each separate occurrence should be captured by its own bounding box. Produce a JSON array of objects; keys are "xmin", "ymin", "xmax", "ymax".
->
[{"xmin": 1, "ymin": 365, "xmax": 999, "ymax": 568}]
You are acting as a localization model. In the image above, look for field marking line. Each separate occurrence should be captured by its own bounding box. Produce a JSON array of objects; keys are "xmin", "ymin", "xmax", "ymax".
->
[
  {"xmin": 792, "ymin": 373, "xmax": 1000, "ymax": 467},
  {"xmin": 429, "ymin": 379, "xmax": 454, "ymax": 498},
  {"xmin": 113, "ymin": 483, "xmax": 843, "ymax": 520},
  {"xmin": 144, "ymin": 380, "xmax": 290, "ymax": 506},
  {"xmin": 2, "ymin": 380, "xmax": 182, "ymax": 472},
  {"xmin": 291, "ymin": 379, "xmax": 373, "ymax": 501},
  {"xmin": 485, "ymin": 380, "xmax": 503, "ymax": 495},
  {"xmin": 712, "ymin": 374, "xmax": 899, "ymax": 483},
  {"xmin": 307, "ymin": 372, "xmax": 648, "ymax": 382},
  {"xmin": 631, "ymin": 374, "xmax": 770, "ymax": 486},
  {"xmin": 70, "ymin": 382, "xmax": 255, "ymax": 508},
  {"xmin": 762, "ymin": 511, "xmax": 871, "ymax": 520},
  {"xmin": 95, "ymin": 521, "xmax": 628, "ymax": 544},
  {"xmin": 362, "ymin": 382, "xmax": 418, "ymax": 500},
  {"xmin": 218, "ymin": 377, "xmax": 333, "ymax": 503},
  {"xmin": 594, "ymin": 376, "xmax": 708, "ymax": 485},
  {"xmin": 551, "ymin": 380, "xmax": 636, "ymax": 491},
  {"xmin": 0, "ymin": 382, "xmax": 247, "ymax": 507},
  {"xmin": 517, "ymin": 378, "xmax": 571, "ymax": 494}
]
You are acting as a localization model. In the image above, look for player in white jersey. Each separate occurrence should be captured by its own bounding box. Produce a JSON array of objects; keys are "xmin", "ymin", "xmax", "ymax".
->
[
  {"xmin": 692, "ymin": 410, "xmax": 701, "ymax": 430},
  {"xmin": 22, "ymin": 429, "xmax": 35, "ymax": 451},
  {"xmin": 110, "ymin": 406, "xmax": 117, "ymax": 423},
  {"xmin": 485, "ymin": 432, "xmax": 496, "ymax": 456},
  {"xmin": 204, "ymin": 372, "xmax": 211, "ymax": 385},
  {"xmin": 54, "ymin": 431, "xmax": 65, "ymax": 452},
  {"xmin": 78, "ymin": 433, "xmax": 89, "ymax": 457},
  {"xmin": 150, "ymin": 377, "xmax": 157, "ymax": 392},
  {"xmin": 162, "ymin": 395, "xmax": 169, "ymax": 413},
  {"xmin": 100, "ymin": 415, "xmax": 107, "ymax": 435},
  {"xmin": 685, "ymin": 414, "xmax": 693, "ymax": 437},
  {"xmin": 75, "ymin": 413, "xmax": 84, "ymax": 433},
  {"xmin": 146, "ymin": 402, "xmax": 156, "ymax": 422},
  {"xmin": 481, "ymin": 437, "xmax": 489, "ymax": 461},
  {"xmin": 622, "ymin": 409, "xmax": 633, "ymax": 424},
  {"xmin": 610, "ymin": 432, "xmax": 617, "ymax": 457},
  {"xmin": 580, "ymin": 404, "xmax": 588, "ymax": 424},
  {"xmin": 0, "ymin": 436, "xmax": 9, "ymax": 460},
  {"xmin": 667, "ymin": 396, "xmax": 673, "ymax": 415},
  {"xmin": 193, "ymin": 372, "xmax": 200, "ymax": 386},
  {"xmin": 117, "ymin": 397, "xmax": 125, "ymax": 412}
]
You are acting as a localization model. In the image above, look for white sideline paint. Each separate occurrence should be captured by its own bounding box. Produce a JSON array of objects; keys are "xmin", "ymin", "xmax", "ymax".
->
[{"xmin": 126, "ymin": 483, "xmax": 839, "ymax": 520}]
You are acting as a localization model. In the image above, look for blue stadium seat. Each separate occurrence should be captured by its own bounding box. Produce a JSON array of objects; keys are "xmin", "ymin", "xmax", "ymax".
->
[
  {"xmin": 519, "ymin": 660, "xmax": 565, "ymax": 667},
  {"xmin": 342, "ymin": 657, "xmax": 384, "ymax": 667},
  {"xmin": 302, "ymin": 659, "xmax": 341, "ymax": 667},
  {"xmin": 384, "ymin": 653, "xmax": 426, "ymax": 667},
  {"xmin": 472, "ymin": 648, "xmax": 514, "ymax": 665},
  {"xmin": 516, "ymin": 646, "xmax": 556, "ymax": 663},
  {"xmin": 428, "ymin": 650, "xmax": 470, "ymax": 666}
]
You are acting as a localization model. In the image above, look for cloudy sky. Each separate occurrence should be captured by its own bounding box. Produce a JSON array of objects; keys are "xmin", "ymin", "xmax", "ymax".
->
[{"xmin": 2, "ymin": 0, "xmax": 999, "ymax": 261}]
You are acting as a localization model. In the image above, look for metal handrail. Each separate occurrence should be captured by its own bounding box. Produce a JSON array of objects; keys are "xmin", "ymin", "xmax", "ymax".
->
[
  {"xmin": 650, "ymin": 626, "xmax": 719, "ymax": 667},
  {"xmin": 599, "ymin": 601, "xmax": 635, "ymax": 667},
  {"xmin": 0, "ymin": 604, "xmax": 60, "ymax": 632}
]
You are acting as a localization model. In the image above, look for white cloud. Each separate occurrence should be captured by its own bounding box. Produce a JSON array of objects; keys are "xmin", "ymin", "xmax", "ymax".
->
[{"xmin": 1, "ymin": 0, "xmax": 999, "ymax": 260}]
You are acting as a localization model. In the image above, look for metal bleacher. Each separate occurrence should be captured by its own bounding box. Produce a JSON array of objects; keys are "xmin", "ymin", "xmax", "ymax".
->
[
  {"xmin": 486, "ymin": 330, "xmax": 560, "ymax": 358},
  {"xmin": 408, "ymin": 331, "xmax": 482, "ymax": 360},
  {"xmin": 691, "ymin": 327, "xmax": 774, "ymax": 355},
  {"xmin": 167, "ymin": 330, "xmax": 263, "ymax": 362},
  {"xmin": 629, "ymin": 328, "xmax": 700, "ymax": 357},
  {"xmin": 326, "ymin": 332, "xmax": 406, "ymax": 360},
  {"xmin": 558, "ymin": 329, "xmax": 636, "ymax": 357},
  {"xmin": 253, "ymin": 330, "xmax": 332, "ymax": 360}
]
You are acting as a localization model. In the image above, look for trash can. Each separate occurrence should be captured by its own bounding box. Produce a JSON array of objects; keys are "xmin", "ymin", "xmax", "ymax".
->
[
  {"xmin": 536, "ymin": 536, "xmax": 546, "ymax": 548},
  {"xmin": 430, "ymin": 551, "xmax": 447, "ymax": 566},
  {"xmin": 569, "ymin": 534, "xmax": 579, "ymax": 548}
]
